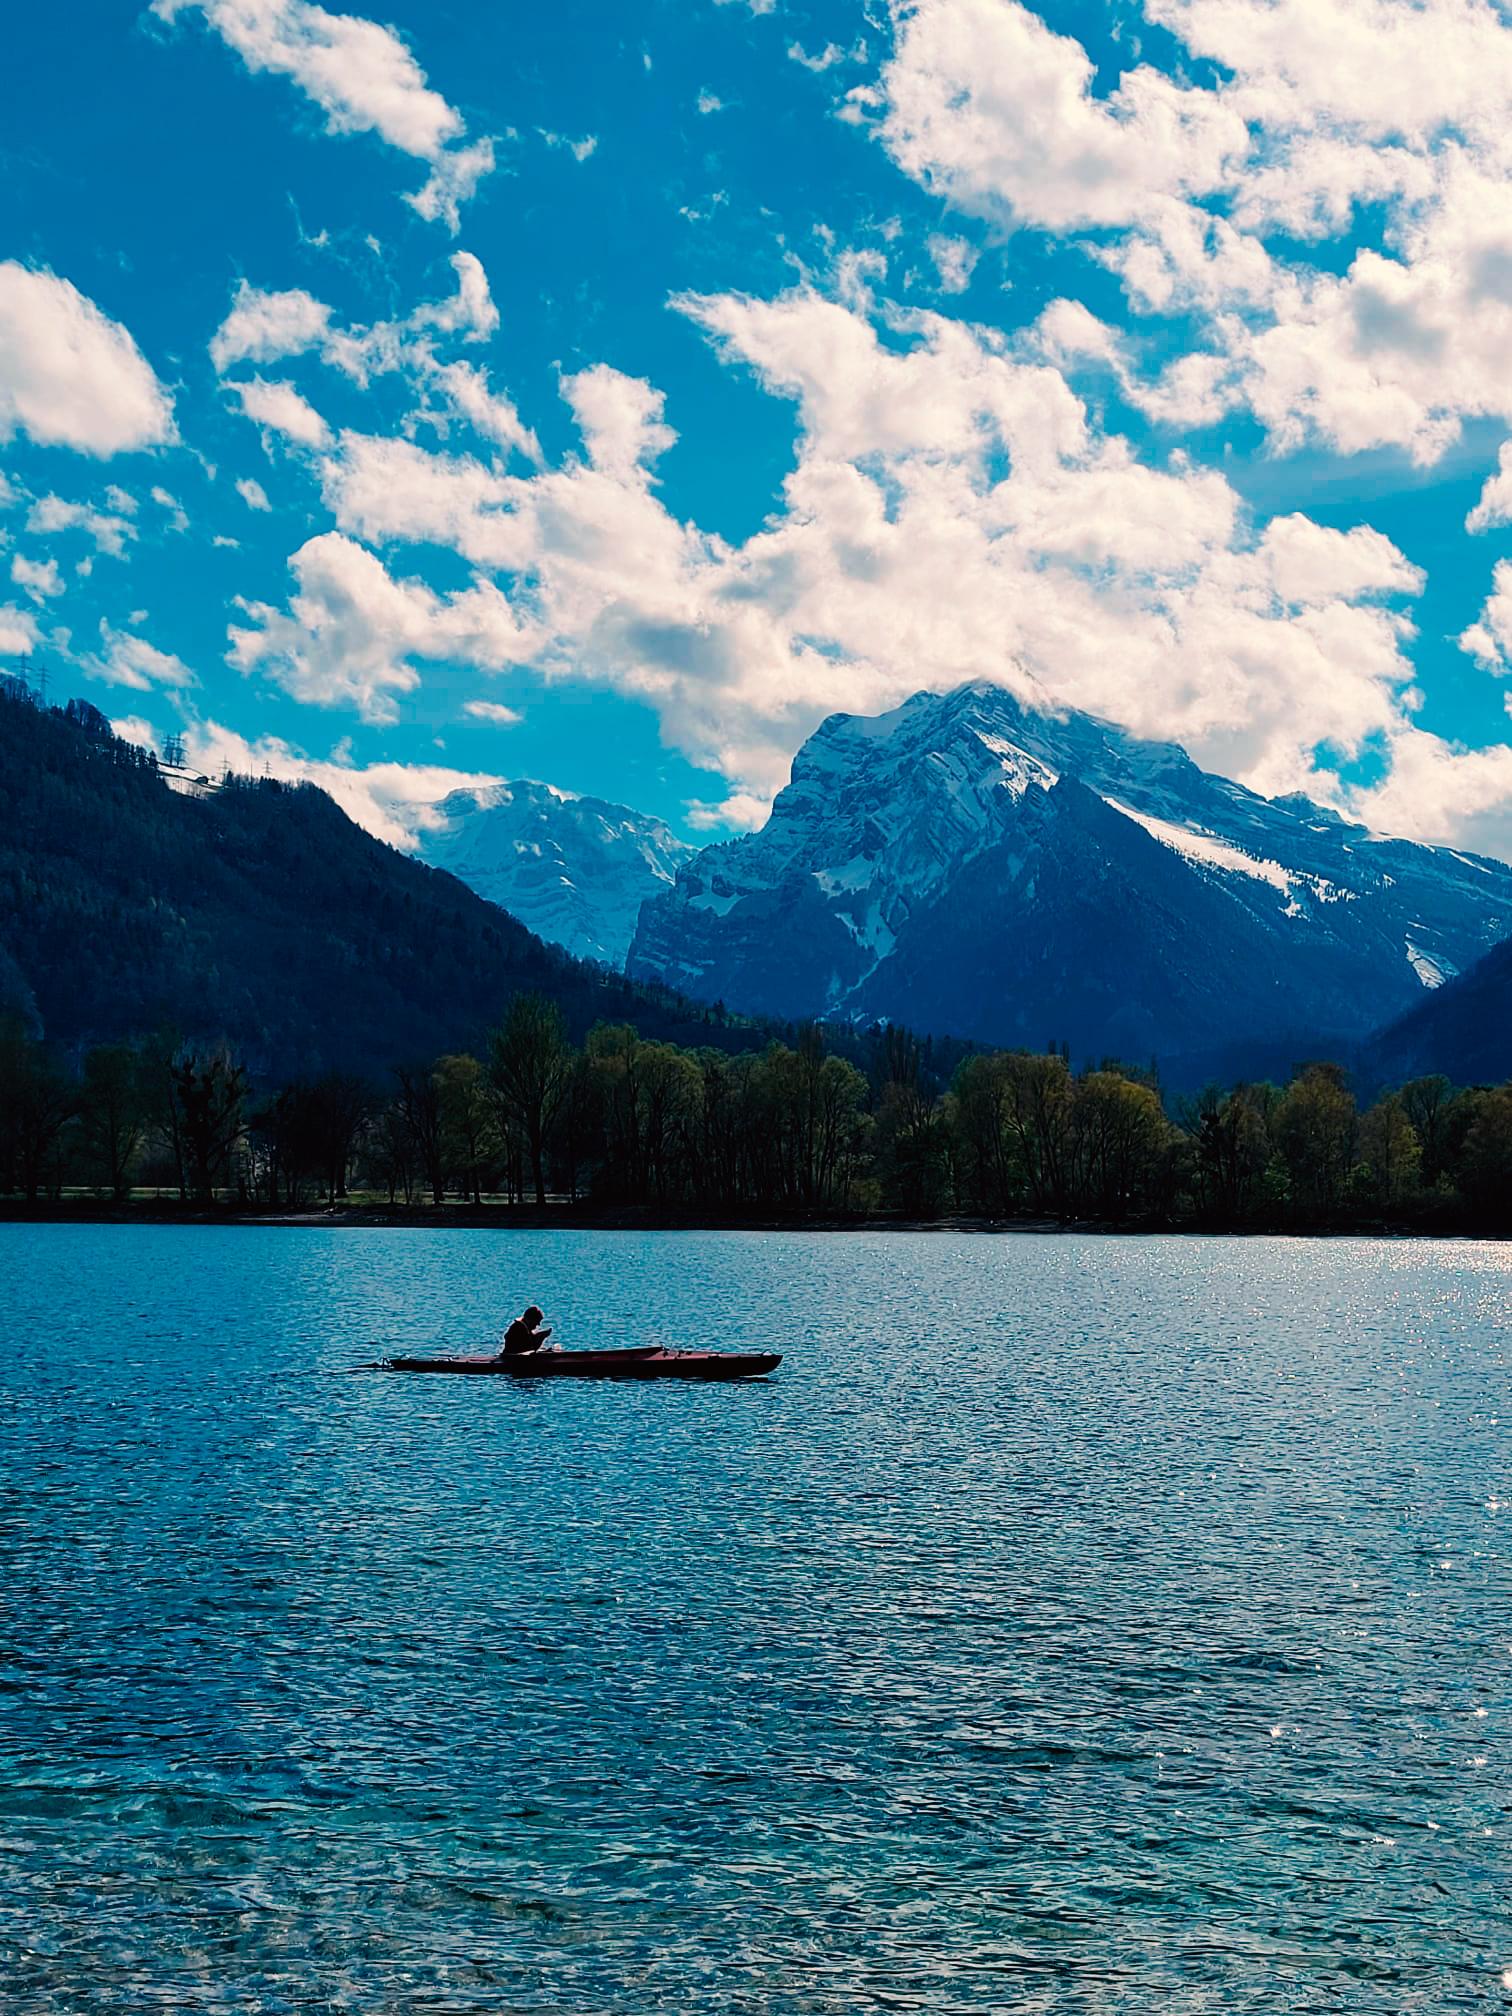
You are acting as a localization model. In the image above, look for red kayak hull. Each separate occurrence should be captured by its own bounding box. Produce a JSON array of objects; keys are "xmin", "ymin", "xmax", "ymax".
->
[{"xmin": 387, "ymin": 1347, "xmax": 781, "ymax": 1380}]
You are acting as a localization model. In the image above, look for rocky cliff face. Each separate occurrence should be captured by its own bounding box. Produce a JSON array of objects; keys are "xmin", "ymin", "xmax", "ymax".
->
[
  {"xmin": 417, "ymin": 780, "xmax": 695, "ymax": 967},
  {"xmin": 627, "ymin": 683, "xmax": 1512, "ymax": 1072}
]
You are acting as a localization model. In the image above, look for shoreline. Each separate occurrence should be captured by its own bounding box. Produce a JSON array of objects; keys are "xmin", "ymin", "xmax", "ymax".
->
[{"xmin": 0, "ymin": 1200, "xmax": 1497, "ymax": 1239}]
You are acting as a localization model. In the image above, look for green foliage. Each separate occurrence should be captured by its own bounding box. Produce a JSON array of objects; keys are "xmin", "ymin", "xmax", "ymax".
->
[{"xmin": 487, "ymin": 993, "xmax": 572, "ymax": 1205}]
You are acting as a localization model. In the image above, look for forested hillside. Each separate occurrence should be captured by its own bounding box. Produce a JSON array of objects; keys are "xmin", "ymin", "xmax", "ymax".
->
[
  {"xmin": 1364, "ymin": 933, "xmax": 1512, "ymax": 1090},
  {"xmin": 0, "ymin": 687, "xmax": 749, "ymax": 1081}
]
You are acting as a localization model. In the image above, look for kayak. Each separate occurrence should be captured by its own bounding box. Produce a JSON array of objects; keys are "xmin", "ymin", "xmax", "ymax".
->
[{"xmin": 386, "ymin": 1346, "xmax": 781, "ymax": 1381}]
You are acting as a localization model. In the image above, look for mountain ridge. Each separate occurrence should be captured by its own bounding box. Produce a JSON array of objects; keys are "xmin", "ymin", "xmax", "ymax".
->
[
  {"xmin": 625, "ymin": 682, "xmax": 1512, "ymax": 1078},
  {"xmin": 0, "ymin": 690, "xmax": 754, "ymax": 1083}
]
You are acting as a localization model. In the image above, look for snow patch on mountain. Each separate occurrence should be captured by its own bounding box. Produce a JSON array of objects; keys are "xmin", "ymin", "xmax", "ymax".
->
[
  {"xmin": 1104, "ymin": 801, "xmax": 1296, "ymax": 895},
  {"xmin": 1405, "ymin": 940, "xmax": 1454, "ymax": 988}
]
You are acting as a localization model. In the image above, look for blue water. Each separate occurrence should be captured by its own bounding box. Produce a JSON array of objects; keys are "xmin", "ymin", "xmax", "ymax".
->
[{"xmin": 2, "ymin": 1226, "xmax": 1510, "ymax": 2011}]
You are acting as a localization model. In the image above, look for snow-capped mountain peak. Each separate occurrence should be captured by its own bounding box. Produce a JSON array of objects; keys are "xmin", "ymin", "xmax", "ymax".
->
[
  {"xmin": 627, "ymin": 682, "xmax": 1512, "ymax": 1072},
  {"xmin": 417, "ymin": 780, "xmax": 696, "ymax": 967}
]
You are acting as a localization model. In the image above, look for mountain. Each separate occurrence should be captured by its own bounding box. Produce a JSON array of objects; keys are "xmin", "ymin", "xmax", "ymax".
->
[
  {"xmin": 1364, "ymin": 934, "xmax": 1512, "ymax": 1089},
  {"xmin": 0, "ymin": 689, "xmax": 747, "ymax": 1082},
  {"xmin": 628, "ymin": 682, "xmax": 1512, "ymax": 1078},
  {"xmin": 415, "ymin": 781, "xmax": 695, "ymax": 967}
]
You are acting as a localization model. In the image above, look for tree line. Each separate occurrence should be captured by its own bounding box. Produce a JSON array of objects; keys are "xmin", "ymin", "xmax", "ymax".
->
[{"xmin": 4, "ymin": 997, "xmax": 1512, "ymax": 1232}]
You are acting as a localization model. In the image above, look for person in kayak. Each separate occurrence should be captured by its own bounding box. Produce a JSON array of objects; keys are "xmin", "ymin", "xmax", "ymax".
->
[{"xmin": 499, "ymin": 1305, "xmax": 553, "ymax": 1356}]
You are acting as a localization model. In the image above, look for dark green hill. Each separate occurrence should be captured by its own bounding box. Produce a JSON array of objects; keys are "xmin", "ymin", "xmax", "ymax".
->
[
  {"xmin": 1364, "ymin": 933, "xmax": 1512, "ymax": 1090},
  {"xmin": 0, "ymin": 688, "xmax": 752, "ymax": 1081}
]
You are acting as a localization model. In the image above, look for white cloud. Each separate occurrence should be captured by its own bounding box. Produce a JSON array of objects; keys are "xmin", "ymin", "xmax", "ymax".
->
[
  {"xmin": 86, "ymin": 620, "xmax": 197, "ymax": 690},
  {"xmin": 0, "ymin": 603, "xmax": 39, "ymax": 656},
  {"xmin": 539, "ymin": 129, "xmax": 598, "ymax": 162},
  {"xmin": 0, "ymin": 264, "xmax": 175, "ymax": 455},
  {"xmin": 926, "ymin": 233, "xmax": 977, "ymax": 294},
  {"xmin": 1458, "ymin": 556, "xmax": 1512, "ymax": 674},
  {"xmin": 788, "ymin": 41, "xmax": 866, "ymax": 72},
  {"xmin": 209, "ymin": 259, "xmax": 534, "ymax": 467},
  {"xmin": 406, "ymin": 136, "xmax": 497, "ymax": 234},
  {"xmin": 875, "ymin": 0, "xmax": 1246, "ymax": 234},
  {"xmin": 1351, "ymin": 722, "xmax": 1512, "ymax": 860},
  {"xmin": 697, "ymin": 90, "xmax": 727, "ymax": 115},
  {"xmin": 686, "ymin": 791, "xmax": 770, "ymax": 831},
  {"xmin": 463, "ymin": 698, "xmax": 522, "ymax": 725},
  {"xmin": 563, "ymin": 364, "xmax": 677, "ymax": 479},
  {"xmin": 153, "ymin": 0, "xmax": 496, "ymax": 229},
  {"xmin": 236, "ymin": 475, "xmax": 272, "ymax": 510},
  {"xmin": 415, "ymin": 360, "xmax": 540, "ymax": 461},
  {"xmin": 226, "ymin": 279, "xmax": 1446, "ymax": 821},
  {"xmin": 869, "ymin": 0, "xmax": 1512, "ymax": 468},
  {"xmin": 151, "ymin": 485, "xmax": 190, "ymax": 532},
  {"xmin": 1467, "ymin": 440, "xmax": 1512, "ymax": 532},
  {"xmin": 209, "ymin": 282, "xmax": 333, "ymax": 372},
  {"xmin": 127, "ymin": 714, "xmax": 509, "ymax": 851},
  {"xmin": 213, "ymin": 534, "xmax": 241, "ymax": 548},
  {"xmin": 27, "ymin": 494, "xmax": 136, "ymax": 556},
  {"xmin": 412, "ymin": 253, "xmax": 498, "ymax": 343},
  {"xmin": 228, "ymin": 530, "xmax": 539, "ymax": 724},
  {"xmin": 228, "ymin": 375, "xmax": 331, "ymax": 448},
  {"xmin": 110, "ymin": 714, "xmax": 159, "ymax": 750},
  {"xmin": 10, "ymin": 554, "xmax": 64, "ymax": 602}
]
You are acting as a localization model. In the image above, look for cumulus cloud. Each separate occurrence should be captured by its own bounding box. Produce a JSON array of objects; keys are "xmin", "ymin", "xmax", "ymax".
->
[
  {"xmin": 151, "ymin": 485, "xmax": 190, "ymax": 532},
  {"xmin": 209, "ymin": 282, "xmax": 333, "ymax": 373},
  {"xmin": 870, "ymin": 0, "xmax": 1512, "ymax": 466},
  {"xmin": 236, "ymin": 476, "xmax": 272, "ymax": 510},
  {"xmin": 1467, "ymin": 440, "xmax": 1512, "ymax": 532},
  {"xmin": 415, "ymin": 360, "xmax": 539, "ymax": 461},
  {"xmin": 118, "ymin": 713, "xmax": 509, "ymax": 851},
  {"xmin": 227, "ymin": 375, "xmax": 331, "ymax": 448},
  {"xmin": 228, "ymin": 279, "xmax": 1445, "ymax": 820},
  {"xmin": 412, "ymin": 253, "xmax": 498, "ymax": 343},
  {"xmin": 1350, "ymin": 722, "xmax": 1512, "ymax": 861},
  {"xmin": 10, "ymin": 554, "xmax": 64, "ymax": 602},
  {"xmin": 27, "ymin": 494, "xmax": 136, "ymax": 556},
  {"xmin": 463, "ymin": 698, "xmax": 522, "ymax": 725},
  {"xmin": 0, "ymin": 264, "xmax": 175, "ymax": 455},
  {"xmin": 0, "ymin": 603, "xmax": 39, "ymax": 656},
  {"xmin": 228, "ymin": 530, "xmax": 539, "ymax": 724},
  {"xmin": 874, "ymin": 0, "xmax": 1246, "ymax": 233},
  {"xmin": 152, "ymin": 0, "xmax": 496, "ymax": 229},
  {"xmin": 86, "ymin": 620, "xmax": 197, "ymax": 690},
  {"xmin": 209, "ymin": 258, "xmax": 535, "ymax": 465},
  {"xmin": 406, "ymin": 136, "xmax": 497, "ymax": 234},
  {"xmin": 926, "ymin": 233, "xmax": 977, "ymax": 294}
]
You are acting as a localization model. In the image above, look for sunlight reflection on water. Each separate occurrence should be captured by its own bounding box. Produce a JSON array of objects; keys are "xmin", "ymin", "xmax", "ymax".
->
[{"xmin": 1, "ymin": 1226, "xmax": 1509, "ymax": 2010}]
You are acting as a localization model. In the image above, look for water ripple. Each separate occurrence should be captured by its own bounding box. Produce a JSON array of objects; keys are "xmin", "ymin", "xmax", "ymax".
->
[{"xmin": 1, "ymin": 1227, "xmax": 1509, "ymax": 2009}]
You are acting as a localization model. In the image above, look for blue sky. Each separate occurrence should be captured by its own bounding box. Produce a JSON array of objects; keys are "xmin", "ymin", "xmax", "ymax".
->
[{"xmin": 9, "ymin": 0, "xmax": 1512, "ymax": 858}]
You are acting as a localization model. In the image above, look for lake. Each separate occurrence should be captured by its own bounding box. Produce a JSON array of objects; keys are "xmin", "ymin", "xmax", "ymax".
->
[{"xmin": 1, "ymin": 1224, "xmax": 1508, "ymax": 2011}]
